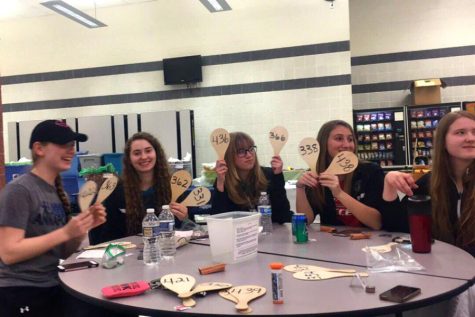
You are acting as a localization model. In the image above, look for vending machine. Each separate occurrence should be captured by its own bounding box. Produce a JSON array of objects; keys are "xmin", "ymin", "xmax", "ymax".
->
[
  {"xmin": 353, "ymin": 107, "xmax": 406, "ymax": 167},
  {"xmin": 407, "ymin": 102, "xmax": 462, "ymax": 165}
]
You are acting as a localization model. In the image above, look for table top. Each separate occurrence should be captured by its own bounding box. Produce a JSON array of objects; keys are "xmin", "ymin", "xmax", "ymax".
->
[{"xmin": 60, "ymin": 228, "xmax": 475, "ymax": 317}]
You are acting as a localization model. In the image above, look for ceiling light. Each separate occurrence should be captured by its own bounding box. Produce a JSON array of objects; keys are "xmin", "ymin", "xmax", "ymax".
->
[
  {"xmin": 199, "ymin": 0, "xmax": 231, "ymax": 13},
  {"xmin": 41, "ymin": 1, "xmax": 106, "ymax": 28}
]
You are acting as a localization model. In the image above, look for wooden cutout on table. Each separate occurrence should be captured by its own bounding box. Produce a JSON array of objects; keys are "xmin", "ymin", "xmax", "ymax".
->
[
  {"xmin": 219, "ymin": 290, "xmax": 253, "ymax": 314},
  {"xmin": 95, "ymin": 174, "xmax": 119, "ymax": 204},
  {"xmin": 269, "ymin": 126, "xmax": 289, "ymax": 156},
  {"xmin": 362, "ymin": 242, "xmax": 397, "ymax": 253},
  {"xmin": 179, "ymin": 282, "xmax": 232, "ymax": 298},
  {"xmin": 324, "ymin": 151, "xmax": 358, "ymax": 175},
  {"xmin": 78, "ymin": 180, "xmax": 98, "ymax": 212},
  {"xmin": 181, "ymin": 186, "xmax": 211, "ymax": 207},
  {"xmin": 298, "ymin": 137, "xmax": 320, "ymax": 173},
  {"xmin": 223, "ymin": 285, "xmax": 266, "ymax": 311},
  {"xmin": 210, "ymin": 128, "xmax": 230, "ymax": 160},
  {"xmin": 160, "ymin": 274, "xmax": 196, "ymax": 307},
  {"xmin": 293, "ymin": 270, "xmax": 368, "ymax": 281},
  {"xmin": 284, "ymin": 264, "xmax": 356, "ymax": 274},
  {"xmin": 170, "ymin": 170, "xmax": 192, "ymax": 203}
]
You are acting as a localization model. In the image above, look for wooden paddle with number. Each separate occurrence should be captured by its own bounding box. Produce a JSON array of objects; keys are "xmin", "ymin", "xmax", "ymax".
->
[
  {"xmin": 284, "ymin": 264, "xmax": 356, "ymax": 274},
  {"xmin": 269, "ymin": 126, "xmax": 289, "ymax": 156},
  {"xmin": 298, "ymin": 137, "xmax": 320, "ymax": 173},
  {"xmin": 95, "ymin": 174, "xmax": 119, "ymax": 204},
  {"xmin": 324, "ymin": 151, "xmax": 358, "ymax": 175},
  {"xmin": 219, "ymin": 289, "xmax": 253, "ymax": 314},
  {"xmin": 160, "ymin": 274, "xmax": 196, "ymax": 307},
  {"xmin": 178, "ymin": 282, "xmax": 232, "ymax": 298},
  {"xmin": 222, "ymin": 285, "xmax": 266, "ymax": 311},
  {"xmin": 293, "ymin": 270, "xmax": 368, "ymax": 281},
  {"xmin": 181, "ymin": 186, "xmax": 211, "ymax": 207},
  {"xmin": 78, "ymin": 180, "xmax": 98, "ymax": 212},
  {"xmin": 170, "ymin": 170, "xmax": 192, "ymax": 203},
  {"xmin": 210, "ymin": 128, "xmax": 230, "ymax": 160}
]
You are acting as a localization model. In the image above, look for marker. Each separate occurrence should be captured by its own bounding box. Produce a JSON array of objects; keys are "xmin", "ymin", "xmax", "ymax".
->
[{"xmin": 269, "ymin": 262, "xmax": 284, "ymax": 304}]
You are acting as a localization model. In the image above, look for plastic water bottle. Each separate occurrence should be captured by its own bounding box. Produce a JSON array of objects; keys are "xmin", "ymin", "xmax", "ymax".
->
[
  {"xmin": 142, "ymin": 208, "xmax": 160, "ymax": 265},
  {"xmin": 158, "ymin": 205, "xmax": 176, "ymax": 260},
  {"xmin": 258, "ymin": 192, "xmax": 273, "ymax": 234}
]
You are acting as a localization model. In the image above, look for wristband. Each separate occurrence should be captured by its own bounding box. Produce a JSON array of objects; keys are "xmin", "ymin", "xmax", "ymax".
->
[{"xmin": 296, "ymin": 183, "xmax": 306, "ymax": 189}]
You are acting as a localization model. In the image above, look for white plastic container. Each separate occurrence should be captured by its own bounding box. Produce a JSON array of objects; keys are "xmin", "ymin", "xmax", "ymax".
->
[{"xmin": 206, "ymin": 211, "xmax": 261, "ymax": 264}]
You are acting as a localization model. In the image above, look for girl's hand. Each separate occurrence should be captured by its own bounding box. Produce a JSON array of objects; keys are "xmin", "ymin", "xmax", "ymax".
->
[
  {"xmin": 296, "ymin": 171, "xmax": 319, "ymax": 188},
  {"xmin": 271, "ymin": 156, "xmax": 284, "ymax": 175},
  {"xmin": 215, "ymin": 159, "xmax": 228, "ymax": 192},
  {"xmin": 63, "ymin": 212, "xmax": 94, "ymax": 239},
  {"xmin": 384, "ymin": 171, "xmax": 418, "ymax": 197},
  {"xmin": 170, "ymin": 202, "xmax": 188, "ymax": 221},
  {"xmin": 318, "ymin": 173, "xmax": 342, "ymax": 197},
  {"xmin": 88, "ymin": 203, "xmax": 107, "ymax": 228}
]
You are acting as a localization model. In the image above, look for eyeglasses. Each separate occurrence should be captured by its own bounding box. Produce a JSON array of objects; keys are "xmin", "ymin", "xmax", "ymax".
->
[{"xmin": 236, "ymin": 146, "xmax": 257, "ymax": 158}]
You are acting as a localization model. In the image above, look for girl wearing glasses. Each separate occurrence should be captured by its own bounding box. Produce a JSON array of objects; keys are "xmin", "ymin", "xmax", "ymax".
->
[
  {"xmin": 295, "ymin": 120, "xmax": 384, "ymax": 229},
  {"xmin": 211, "ymin": 132, "xmax": 293, "ymax": 223}
]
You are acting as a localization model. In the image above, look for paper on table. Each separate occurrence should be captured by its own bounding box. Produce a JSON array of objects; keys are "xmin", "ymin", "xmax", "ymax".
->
[
  {"xmin": 175, "ymin": 230, "xmax": 193, "ymax": 239},
  {"xmin": 76, "ymin": 250, "xmax": 105, "ymax": 259}
]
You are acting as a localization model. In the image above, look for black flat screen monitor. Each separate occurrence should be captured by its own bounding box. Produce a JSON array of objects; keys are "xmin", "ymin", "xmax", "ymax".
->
[{"xmin": 163, "ymin": 55, "xmax": 202, "ymax": 85}]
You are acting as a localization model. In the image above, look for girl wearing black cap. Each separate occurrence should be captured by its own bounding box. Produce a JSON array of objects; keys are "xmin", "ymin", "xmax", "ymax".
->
[{"xmin": 0, "ymin": 120, "xmax": 106, "ymax": 317}]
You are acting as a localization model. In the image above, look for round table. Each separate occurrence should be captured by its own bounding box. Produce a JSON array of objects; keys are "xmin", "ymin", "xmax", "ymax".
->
[{"xmin": 60, "ymin": 225, "xmax": 475, "ymax": 317}]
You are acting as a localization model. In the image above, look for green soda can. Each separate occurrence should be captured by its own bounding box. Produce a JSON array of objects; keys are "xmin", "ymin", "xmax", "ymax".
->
[{"xmin": 292, "ymin": 213, "xmax": 308, "ymax": 243}]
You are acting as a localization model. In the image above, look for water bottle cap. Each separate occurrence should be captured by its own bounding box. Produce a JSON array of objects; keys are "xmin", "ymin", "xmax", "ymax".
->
[
  {"xmin": 260, "ymin": 192, "xmax": 267, "ymax": 195},
  {"xmin": 162, "ymin": 205, "xmax": 170, "ymax": 209},
  {"xmin": 146, "ymin": 208, "xmax": 155, "ymax": 213}
]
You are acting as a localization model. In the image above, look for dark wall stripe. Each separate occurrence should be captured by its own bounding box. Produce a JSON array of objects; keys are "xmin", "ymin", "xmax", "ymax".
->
[
  {"xmin": 3, "ymin": 75, "xmax": 351, "ymax": 112},
  {"xmin": 352, "ymin": 75, "xmax": 475, "ymax": 94},
  {"xmin": 352, "ymin": 45, "xmax": 475, "ymax": 66},
  {"xmin": 1, "ymin": 41, "xmax": 349, "ymax": 85}
]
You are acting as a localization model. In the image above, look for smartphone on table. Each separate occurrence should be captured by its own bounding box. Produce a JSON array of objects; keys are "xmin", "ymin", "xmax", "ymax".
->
[
  {"xmin": 58, "ymin": 260, "xmax": 99, "ymax": 272},
  {"xmin": 379, "ymin": 285, "xmax": 421, "ymax": 303}
]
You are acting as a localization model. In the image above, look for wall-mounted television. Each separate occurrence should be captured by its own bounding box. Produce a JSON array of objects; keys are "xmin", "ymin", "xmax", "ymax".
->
[{"xmin": 163, "ymin": 55, "xmax": 202, "ymax": 85}]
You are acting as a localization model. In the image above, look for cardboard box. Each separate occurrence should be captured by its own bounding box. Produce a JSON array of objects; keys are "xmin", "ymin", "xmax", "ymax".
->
[{"xmin": 410, "ymin": 79, "xmax": 443, "ymax": 105}]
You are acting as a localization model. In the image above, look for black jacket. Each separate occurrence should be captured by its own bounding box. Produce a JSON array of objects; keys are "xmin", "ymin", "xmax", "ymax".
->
[
  {"xmin": 381, "ymin": 173, "xmax": 474, "ymax": 257},
  {"xmin": 210, "ymin": 167, "xmax": 292, "ymax": 223},
  {"xmin": 89, "ymin": 182, "xmax": 183, "ymax": 245},
  {"xmin": 305, "ymin": 161, "xmax": 385, "ymax": 227}
]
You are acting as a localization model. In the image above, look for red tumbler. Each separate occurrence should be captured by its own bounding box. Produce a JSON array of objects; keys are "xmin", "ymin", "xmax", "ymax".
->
[{"xmin": 407, "ymin": 195, "xmax": 432, "ymax": 253}]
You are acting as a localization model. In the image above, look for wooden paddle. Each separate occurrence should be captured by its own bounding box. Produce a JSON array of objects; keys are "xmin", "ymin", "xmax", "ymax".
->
[
  {"xmin": 178, "ymin": 282, "xmax": 232, "ymax": 298},
  {"xmin": 293, "ymin": 270, "xmax": 368, "ymax": 281},
  {"xmin": 181, "ymin": 186, "xmax": 211, "ymax": 207},
  {"xmin": 160, "ymin": 273, "xmax": 196, "ymax": 307},
  {"xmin": 170, "ymin": 170, "xmax": 192, "ymax": 203},
  {"xmin": 269, "ymin": 126, "xmax": 289, "ymax": 156},
  {"xmin": 324, "ymin": 151, "xmax": 358, "ymax": 175},
  {"xmin": 210, "ymin": 128, "xmax": 230, "ymax": 160},
  {"xmin": 223, "ymin": 285, "xmax": 266, "ymax": 311},
  {"xmin": 78, "ymin": 180, "xmax": 98, "ymax": 212},
  {"xmin": 219, "ymin": 289, "xmax": 253, "ymax": 314},
  {"xmin": 95, "ymin": 174, "xmax": 119, "ymax": 204},
  {"xmin": 298, "ymin": 137, "xmax": 320, "ymax": 173},
  {"xmin": 284, "ymin": 264, "xmax": 356, "ymax": 274}
]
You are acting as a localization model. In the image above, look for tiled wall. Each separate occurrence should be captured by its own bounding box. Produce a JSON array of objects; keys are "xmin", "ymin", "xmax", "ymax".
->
[
  {"xmin": 351, "ymin": 47, "xmax": 475, "ymax": 109},
  {"xmin": 349, "ymin": 0, "xmax": 475, "ymax": 111},
  {"xmin": 1, "ymin": 43, "xmax": 353, "ymax": 169}
]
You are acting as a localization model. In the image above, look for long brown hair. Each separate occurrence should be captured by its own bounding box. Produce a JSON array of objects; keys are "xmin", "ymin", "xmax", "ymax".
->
[
  {"xmin": 122, "ymin": 132, "xmax": 171, "ymax": 234},
  {"xmin": 32, "ymin": 145, "xmax": 71, "ymax": 215},
  {"xmin": 430, "ymin": 111, "xmax": 475, "ymax": 248},
  {"xmin": 223, "ymin": 132, "xmax": 268, "ymax": 208},
  {"xmin": 308, "ymin": 120, "xmax": 357, "ymax": 211}
]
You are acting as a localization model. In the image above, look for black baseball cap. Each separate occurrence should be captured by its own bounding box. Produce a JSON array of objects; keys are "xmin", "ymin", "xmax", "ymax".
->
[{"xmin": 29, "ymin": 120, "xmax": 88, "ymax": 149}]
